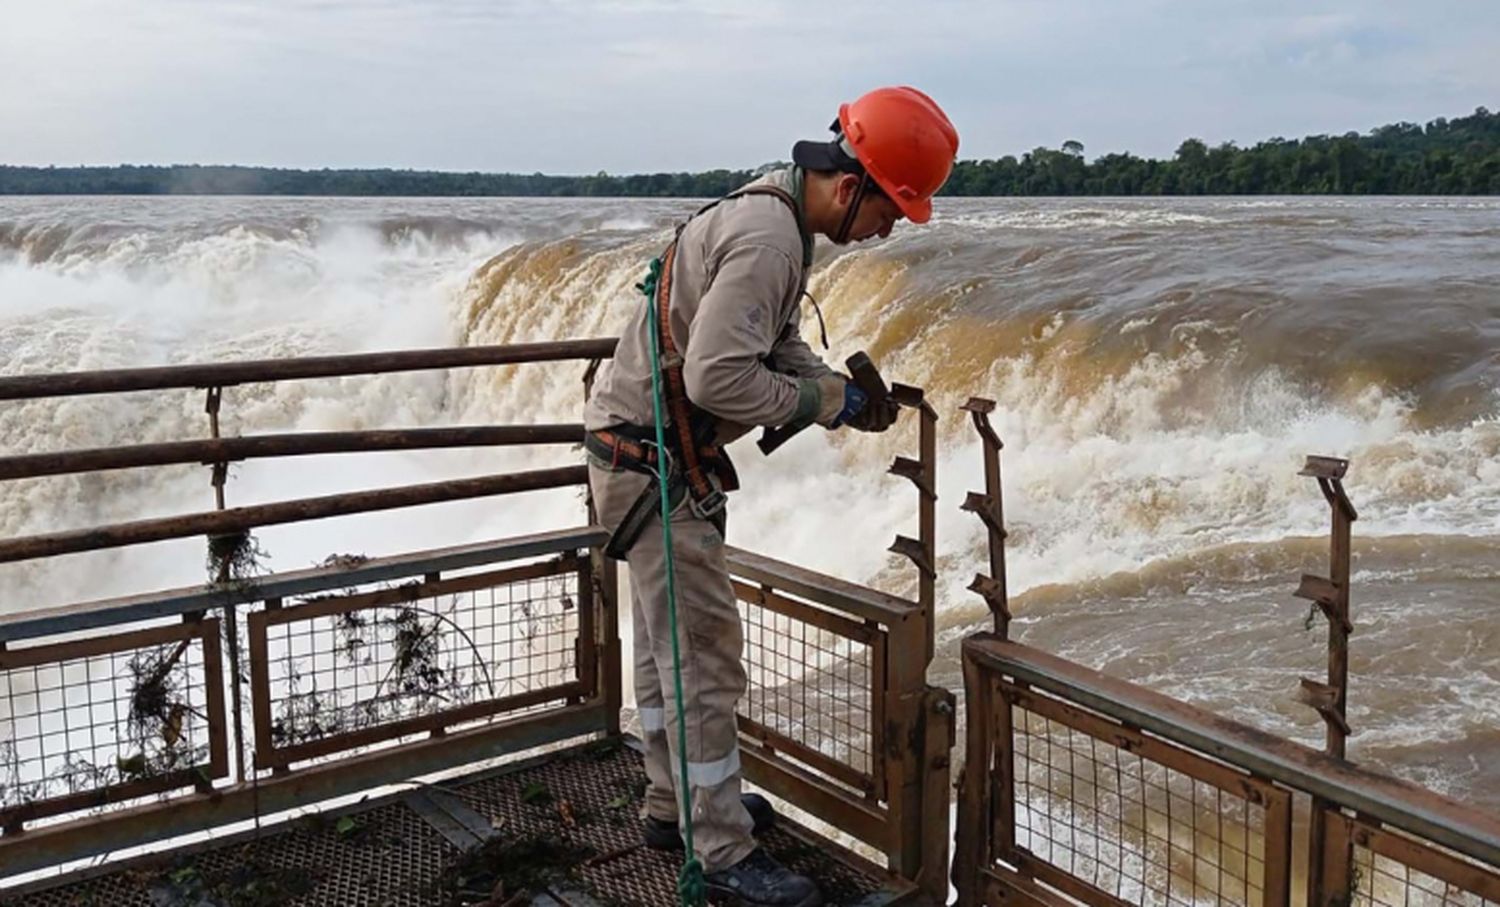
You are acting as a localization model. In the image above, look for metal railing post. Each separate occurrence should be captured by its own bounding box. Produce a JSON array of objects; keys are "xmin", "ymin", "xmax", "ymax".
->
[
  {"xmin": 888, "ymin": 385, "xmax": 938, "ymax": 660},
  {"xmin": 885, "ymin": 385, "xmax": 950, "ymax": 903},
  {"xmin": 203, "ymin": 385, "xmax": 250, "ymax": 786},
  {"xmin": 960, "ymin": 398, "xmax": 1010, "ymax": 637},
  {"xmin": 1295, "ymin": 455, "xmax": 1359, "ymax": 907},
  {"xmin": 582, "ymin": 358, "xmax": 621, "ymax": 736}
]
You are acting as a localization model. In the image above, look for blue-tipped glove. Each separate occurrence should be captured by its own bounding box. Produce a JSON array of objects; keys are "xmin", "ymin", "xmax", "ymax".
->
[{"xmin": 830, "ymin": 381, "xmax": 869, "ymax": 429}]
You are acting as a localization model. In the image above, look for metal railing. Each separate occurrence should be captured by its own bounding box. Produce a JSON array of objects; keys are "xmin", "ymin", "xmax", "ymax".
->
[
  {"xmin": 0, "ymin": 340, "xmax": 622, "ymax": 879},
  {"xmin": 728, "ymin": 546, "xmax": 953, "ymax": 902},
  {"xmin": 0, "ymin": 339, "xmax": 955, "ymax": 903},
  {"xmin": 954, "ymin": 636, "xmax": 1500, "ymax": 907},
  {"xmin": 723, "ymin": 383, "xmax": 951, "ymax": 904},
  {"xmin": 0, "ymin": 529, "xmax": 612, "ymax": 878},
  {"xmin": 951, "ymin": 415, "xmax": 1500, "ymax": 907}
]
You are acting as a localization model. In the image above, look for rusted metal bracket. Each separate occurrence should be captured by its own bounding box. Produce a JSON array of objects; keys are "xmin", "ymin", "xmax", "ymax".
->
[
  {"xmin": 961, "ymin": 397, "xmax": 1003, "ymax": 449},
  {"xmin": 1296, "ymin": 573, "xmax": 1353, "ymax": 634},
  {"xmin": 1301, "ymin": 456, "xmax": 1358, "ymax": 521},
  {"xmin": 961, "ymin": 492, "xmax": 1007, "ymax": 539},
  {"xmin": 890, "ymin": 535, "xmax": 935, "ymax": 578},
  {"xmin": 968, "ymin": 573, "xmax": 1011, "ymax": 626},
  {"xmin": 888, "ymin": 382, "xmax": 926, "ymax": 410},
  {"xmin": 1299, "ymin": 678, "xmax": 1352, "ymax": 737},
  {"xmin": 890, "ymin": 456, "xmax": 935, "ymax": 500}
]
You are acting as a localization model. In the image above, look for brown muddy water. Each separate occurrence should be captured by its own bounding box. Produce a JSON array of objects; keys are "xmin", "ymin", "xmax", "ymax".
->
[{"xmin": 2, "ymin": 194, "xmax": 1496, "ymax": 812}]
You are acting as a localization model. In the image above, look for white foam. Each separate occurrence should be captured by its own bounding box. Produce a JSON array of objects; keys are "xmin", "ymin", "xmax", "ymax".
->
[{"xmin": 934, "ymin": 207, "xmax": 1223, "ymax": 231}]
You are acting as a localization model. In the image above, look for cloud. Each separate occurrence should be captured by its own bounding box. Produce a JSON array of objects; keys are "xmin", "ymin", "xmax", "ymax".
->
[{"xmin": 0, "ymin": 0, "xmax": 1495, "ymax": 171}]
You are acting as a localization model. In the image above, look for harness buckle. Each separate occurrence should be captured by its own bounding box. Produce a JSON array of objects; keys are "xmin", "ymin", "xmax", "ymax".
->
[{"xmin": 689, "ymin": 487, "xmax": 727, "ymax": 521}]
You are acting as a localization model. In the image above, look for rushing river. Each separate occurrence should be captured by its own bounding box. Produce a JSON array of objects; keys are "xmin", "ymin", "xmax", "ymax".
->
[{"xmin": 2, "ymin": 193, "xmax": 1497, "ymax": 811}]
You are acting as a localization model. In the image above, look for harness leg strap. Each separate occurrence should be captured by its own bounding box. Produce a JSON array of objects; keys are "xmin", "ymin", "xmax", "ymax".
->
[{"xmin": 606, "ymin": 475, "xmax": 667, "ymax": 561}]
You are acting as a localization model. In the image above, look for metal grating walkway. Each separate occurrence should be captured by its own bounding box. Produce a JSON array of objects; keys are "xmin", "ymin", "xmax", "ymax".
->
[{"xmin": 5, "ymin": 738, "xmax": 917, "ymax": 906}]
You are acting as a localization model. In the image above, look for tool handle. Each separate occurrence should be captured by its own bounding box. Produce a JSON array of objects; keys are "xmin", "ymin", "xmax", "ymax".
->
[
  {"xmin": 845, "ymin": 351, "xmax": 890, "ymax": 402},
  {"xmin": 757, "ymin": 421, "xmax": 804, "ymax": 455},
  {"xmin": 758, "ymin": 350, "xmax": 887, "ymax": 456}
]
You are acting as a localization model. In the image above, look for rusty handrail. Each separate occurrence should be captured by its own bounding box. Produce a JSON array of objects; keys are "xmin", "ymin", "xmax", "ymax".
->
[
  {"xmin": 0, "ymin": 466, "xmax": 586, "ymax": 564},
  {"xmin": 964, "ymin": 634, "xmax": 1500, "ymax": 868},
  {"xmin": 724, "ymin": 547, "xmax": 921, "ymax": 626},
  {"xmin": 0, "ymin": 425, "xmax": 584, "ymax": 481},
  {"xmin": 0, "ymin": 526, "xmax": 608, "ymax": 643},
  {"xmin": 0, "ymin": 339, "xmax": 619, "ymax": 400}
]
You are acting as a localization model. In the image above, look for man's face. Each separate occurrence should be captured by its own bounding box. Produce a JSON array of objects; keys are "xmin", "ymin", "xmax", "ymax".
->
[{"xmin": 829, "ymin": 175, "xmax": 906, "ymax": 244}]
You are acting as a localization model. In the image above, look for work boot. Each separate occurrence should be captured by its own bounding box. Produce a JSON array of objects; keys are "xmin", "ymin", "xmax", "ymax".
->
[
  {"xmin": 704, "ymin": 848, "xmax": 822, "ymax": 906},
  {"xmin": 643, "ymin": 792, "xmax": 776, "ymax": 851}
]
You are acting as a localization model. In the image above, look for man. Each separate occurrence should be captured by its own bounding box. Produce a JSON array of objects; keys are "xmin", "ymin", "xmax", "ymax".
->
[{"xmin": 584, "ymin": 86, "xmax": 957, "ymax": 906}]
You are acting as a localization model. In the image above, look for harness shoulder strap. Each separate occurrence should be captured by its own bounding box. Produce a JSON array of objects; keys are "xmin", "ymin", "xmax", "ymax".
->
[
  {"xmin": 686, "ymin": 184, "xmax": 804, "ymax": 236},
  {"xmin": 651, "ymin": 240, "xmax": 723, "ymax": 511},
  {"xmin": 649, "ymin": 183, "xmax": 803, "ymax": 512}
]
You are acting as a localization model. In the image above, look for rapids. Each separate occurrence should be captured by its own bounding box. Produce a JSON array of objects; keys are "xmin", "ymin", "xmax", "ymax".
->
[{"xmin": 2, "ymin": 194, "xmax": 1497, "ymax": 808}]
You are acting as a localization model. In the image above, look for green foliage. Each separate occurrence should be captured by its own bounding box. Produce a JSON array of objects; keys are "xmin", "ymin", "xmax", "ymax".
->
[
  {"xmin": 942, "ymin": 106, "xmax": 1499, "ymax": 196},
  {"xmin": 2, "ymin": 107, "xmax": 1495, "ymax": 196},
  {"xmin": 0, "ymin": 162, "xmax": 762, "ymax": 197}
]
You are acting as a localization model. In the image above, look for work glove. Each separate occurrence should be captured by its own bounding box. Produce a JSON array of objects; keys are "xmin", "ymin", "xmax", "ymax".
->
[
  {"xmin": 846, "ymin": 395, "xmax": 899, "ymax": 433},
  {"xmin": 812, "ymin": 375, "xmax": 868, "ymax": 429}
]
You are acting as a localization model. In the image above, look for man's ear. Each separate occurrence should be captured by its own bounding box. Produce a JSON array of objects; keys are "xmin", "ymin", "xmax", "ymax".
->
[{"xmin": 835, "ymin": 173, "xmax": 860, "ymax": 205}]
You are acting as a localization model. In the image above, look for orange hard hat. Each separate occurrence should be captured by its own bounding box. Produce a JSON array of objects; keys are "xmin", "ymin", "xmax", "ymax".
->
[{"xmin": 839, "ymin": 87, "xmax": 959, "ymax": 223}]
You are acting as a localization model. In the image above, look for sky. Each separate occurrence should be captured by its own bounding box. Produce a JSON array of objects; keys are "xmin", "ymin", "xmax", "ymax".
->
[{"xmin": 1, "ymin": 0, "xmax": 1497, "ymax": 174}]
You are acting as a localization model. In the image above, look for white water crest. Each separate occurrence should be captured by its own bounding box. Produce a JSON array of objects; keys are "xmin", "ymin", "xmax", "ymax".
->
[{"xmin": 2, "ymin": 194, "xmax": 1498, "ymax": 809}]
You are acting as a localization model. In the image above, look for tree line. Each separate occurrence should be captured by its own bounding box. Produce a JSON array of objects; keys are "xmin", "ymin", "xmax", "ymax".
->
[
  {"xmin": 946, "ymin": 106, "xmax": 1498, "ymax": 195},
  {"xmin": 2, "ymin": 107, "xmax": 1495, "ymax": 196}
]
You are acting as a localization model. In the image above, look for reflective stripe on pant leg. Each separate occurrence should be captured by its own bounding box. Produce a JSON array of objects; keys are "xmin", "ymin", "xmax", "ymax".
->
[
  {"xmin": 638, "ymin": 706, "xmax": 666, "ymax": 733},
  {"xmin": 686, "ymin": 748, "xmax": 741, "ymax": 787}
]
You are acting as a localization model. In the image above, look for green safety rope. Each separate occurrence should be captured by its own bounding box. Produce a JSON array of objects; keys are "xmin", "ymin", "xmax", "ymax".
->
[{"xmin": 640, "ymin": 256, "xmax": 707, "ymax": 907}]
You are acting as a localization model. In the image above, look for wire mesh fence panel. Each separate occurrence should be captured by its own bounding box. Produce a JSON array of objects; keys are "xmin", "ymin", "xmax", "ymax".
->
[
  {"xmin": 1347, "ymin": 816, "xmax": 1500, "ymax": 907},
  {"xmin": 0, "ymin": 619, "xmax": 225, "ymax": 828},
  {"xmin": 733, "ymin": 580, "xmax": 885, "ymax": 797},
  {"xmin": 1002, "ymin": 683, "xmax": 1291, "ymax": 907},
  {"xmin": 249, "ymin": 557, "xmax": 588, "ymax": 769}
]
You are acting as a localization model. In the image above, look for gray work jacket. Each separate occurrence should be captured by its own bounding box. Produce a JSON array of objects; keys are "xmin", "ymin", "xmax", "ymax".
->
[{"xmin": 583, "ymin": 168, "xmax": 835, "ymax": 442}]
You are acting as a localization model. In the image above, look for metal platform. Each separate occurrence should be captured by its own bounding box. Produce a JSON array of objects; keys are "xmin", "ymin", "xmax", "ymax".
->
[{"xmin": 5, "ymin": 738, "xmax": 918, "ymax": 906}]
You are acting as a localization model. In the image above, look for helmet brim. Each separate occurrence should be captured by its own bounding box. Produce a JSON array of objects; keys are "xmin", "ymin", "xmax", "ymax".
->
[{"xmin": 895, "ymin": 194, "xmax": 933, "ymax": 225}]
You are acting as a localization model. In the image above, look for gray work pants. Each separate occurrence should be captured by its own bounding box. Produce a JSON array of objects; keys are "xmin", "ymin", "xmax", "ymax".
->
[{"xmin": 587, "ymin": 459, "xmax": 754, "ymax": 873}]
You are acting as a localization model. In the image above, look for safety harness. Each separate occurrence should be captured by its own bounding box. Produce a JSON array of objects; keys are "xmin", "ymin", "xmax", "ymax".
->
[{"xmin": 595, "ymin": 184, "xmax": 807, "ymax": 559}]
